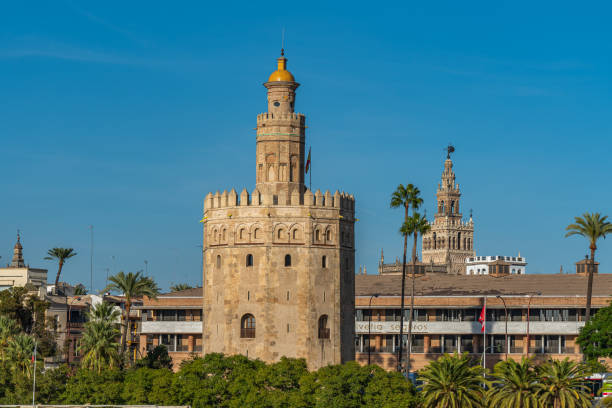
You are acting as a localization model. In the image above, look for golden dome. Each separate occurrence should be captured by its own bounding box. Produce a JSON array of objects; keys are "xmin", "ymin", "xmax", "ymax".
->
[{"xmin": 268, "ymin": 55, "xmax": 295, "ymax": 82}]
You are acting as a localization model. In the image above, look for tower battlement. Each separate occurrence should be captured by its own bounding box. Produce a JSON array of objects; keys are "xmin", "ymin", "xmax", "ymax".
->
[
  {"xmin": 256, "ymin": 112, "xmax": 305, "ymax": 124},
  {"xmin": 204, "ymin": 188, "xmax": 355, "ymax": 213}
]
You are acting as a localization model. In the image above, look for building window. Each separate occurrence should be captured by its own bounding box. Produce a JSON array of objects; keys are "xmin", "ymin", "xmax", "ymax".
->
[
  {"xmin": 284, "ymin": 254, "xmax": 292, "ymax": 267},
  {"xmin": 326, "ymin": 230, "xmax": 331, "ymax": 241},
  {"xmin": 318, "ymin": 315, "xmax": 330, "ymax": 339},
  {"xmin": 216, "ymin": 255, "xmax": 221, "ymax": 268},
  {"xmin": 240, "ymin": 314, "xmax": 256, "ymax": 338},
  {"xmin": 246, "ymin": 254, "xmax": 253, "ymax": 267},
  {"xmin": 316, "ymin": 230, "xmax": 320, "ymax": 241},
  {"xmin": 254, "ymin": 228, "xmax": 260, "ymax": 239},
  {"xmin": 322, "ymin": 256, "xmax": 327, "ymax": 268}
]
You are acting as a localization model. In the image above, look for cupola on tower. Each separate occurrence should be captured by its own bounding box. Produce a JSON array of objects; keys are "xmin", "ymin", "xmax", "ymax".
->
[{"xmin": 202, "ymin": 52, "xmax": 356, "ymax": 369}]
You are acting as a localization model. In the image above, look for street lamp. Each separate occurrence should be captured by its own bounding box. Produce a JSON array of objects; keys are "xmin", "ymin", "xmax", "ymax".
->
[
  {"xmin": 368, "ymin": 293, "xmax": 379, "ymax": 365},
  {"xmin": 496, "ymin": 295, "xmax": 508, "ymax": 360},
  {"xmin": 526, "ymin": 291, "xmax": 542, "ymax": 355}
]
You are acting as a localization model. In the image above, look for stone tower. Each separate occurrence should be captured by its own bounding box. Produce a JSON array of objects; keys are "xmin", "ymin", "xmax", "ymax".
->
[
  {"xmin": 202, "ymin": 52, "xmax": 356, "ymax": 370},
  {"xmin": 421, "ymin": 148, "xmax": 475, "ymax": 274}
]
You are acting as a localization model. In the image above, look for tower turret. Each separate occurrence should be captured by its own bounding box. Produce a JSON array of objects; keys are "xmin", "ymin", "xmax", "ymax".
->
[
  {"xmin": 10, "ymin": 232, "xmax": 25, "ymax": 268},
  {"xmin": 422, "ymin": 147, "xmax": 475, "ymax": 274},
  {"xmin": 256, "ymin": 52, "xmax": 306, "ymax": 194}
]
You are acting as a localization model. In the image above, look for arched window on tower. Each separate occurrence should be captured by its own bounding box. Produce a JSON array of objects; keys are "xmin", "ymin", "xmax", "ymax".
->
[
  {"xmin": 457, "ymin": 233, "xmax": 461, "ymax": 250},
  {"xmin": 433, "ymin": 233, "xmax": 437, "ymax": 249},
  {"xmin": 326, "ymin": 229, "xmax": 331, "ymax": 242},
  {"xmin": 451, "ymin": 201, "xmax": 455, "ymax": 213},
  {"xmin": 216, "ymin": 255, "xmax": 221, "ymax": 268},
  {"xmin": 440, "ymin": 201, "xmax": 445, "ymax": 213},
  {"xmin": 322, "ymin": 256, "xmax": 327, "ymax": 268},
  {"xmin": 452, "ymin": 236, "xmax": 456, "ymax": 249},
  {"xmin": 246, "ymin": 254, "xmax": 253, "ymax": 267},
  {"xmin": 315, "ymin": 229, "xmax": 320, "ymax": 242},
  {"xmin": 240, "ymin": 314, "xmax": 256, "ymax": 338},
  {"xmin": 284, "ymin": 254, "xmax": 292, "ymax": 267},
  {"xmin": 318, "ymin": 315, "xmax": 330, "ymax": 339}
]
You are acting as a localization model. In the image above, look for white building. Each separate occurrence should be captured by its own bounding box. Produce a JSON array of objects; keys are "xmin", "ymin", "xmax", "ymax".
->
[
  {"xmin": 0, "ymin": 234, "xmax": 47, "ymax": 295},
  {"xmin": 466, "ymin": 255, "xmax": 527, "ymax": 275}
]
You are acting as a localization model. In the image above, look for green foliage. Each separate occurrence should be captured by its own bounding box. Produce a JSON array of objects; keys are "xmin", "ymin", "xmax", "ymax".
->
[
  {"xmin": 7, "ymin": 332, "xmax": 35, "ymax": 378},
  {"xmin": 577, "ymin": 302, "xmax": 612, "ymax": 360},
  {"xmin": 74, "ymin": 284, "xmax": 87, "ymax": 295},
  {"xmin": 601, "ymin": 396, "xmax": 612, "ymax": 408},
  {"xmin": 299, "ymin": 361, "xmax": 417, "ymax": 408},
  {"xmin": 487, "ymin": 358, "xmax": 542, "ymax": 408},
  {"xmin": 537, "ymin": 358, "xmax": 592, "ymax": 408},
  {"xmin": 135, "ymin": 345, "xmax": 173, "ymax": 369},
  {"xmin": 122, "ymin": 367, "xmax": 175, "ymax": 404},
  {"xmin": 418, "ymin": 353, "xmax": 488, "ymax": 408},
  {"xmin": 170, "ymin": 283, "xmax": 194, "ymax": 292},
  {"xmin": 0, "ymin": 315, "xmax": 19, "ymax": 361},
  {"xmin": 63, "ymin": 368, "xmax": 125, "ymax": 404},
  {"xmin": 79, "ymin": 313, "xmax": 121, "ymax": 372}
]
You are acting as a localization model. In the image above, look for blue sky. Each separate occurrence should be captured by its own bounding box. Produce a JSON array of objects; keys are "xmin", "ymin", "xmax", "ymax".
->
[{"xmin": 1, "ymin": 1, "xmax": 611, "ymax": 292}]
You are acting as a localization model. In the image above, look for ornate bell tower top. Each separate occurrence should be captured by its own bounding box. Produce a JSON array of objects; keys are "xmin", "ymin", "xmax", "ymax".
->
[
  {"xmin": 10, "ymin": 231, "xmax": 25, "ymax": 268},
  {"xmin": 435, "ymin": 146, "xmax": 462, "ymax": 220},
  {"xmin": 256, "ymin": 52, "xmax": 306, "ymax": 194}
]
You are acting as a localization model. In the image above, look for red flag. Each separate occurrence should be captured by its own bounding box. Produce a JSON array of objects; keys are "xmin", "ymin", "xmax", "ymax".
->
[
  {"xmin": 305, "ymin": 148, "xmax": 311, "ymax": 174},
  {"xmin": 478, "ymin": 303, "xmax": 486, "ymax": 332}
]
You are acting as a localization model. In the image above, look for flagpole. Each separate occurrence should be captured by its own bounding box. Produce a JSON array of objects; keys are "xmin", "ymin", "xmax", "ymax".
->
[{"xmin": 483, "ymin": 296, "xmax": 487, "ymax": 373}]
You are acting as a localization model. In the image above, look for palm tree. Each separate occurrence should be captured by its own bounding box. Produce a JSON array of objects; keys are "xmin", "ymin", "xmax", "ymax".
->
[
  {"xmin": 88, "ymin": 301, "xmax": 121, "ymax": 323},
  {"xmin": 390, "ymin": 183, "xmax": 423, "ymax": 373},
  {"xmin": 487, "ymin": 358, "xmax": 542, "ymax": 408},
  {"xmin": 44, "ymin": 248, "xmax": 77, "ymax": 293},
  {"xmin": 170, "ymin": 283, "xmax": 193, "ymax": 292},
  {"xmin": 104, "ymin": 271, "xmax": 160, "ymax": 352},
  {"xmin": 400, "ymin": 212, "xmax": 430, "ymax": 373},
  {"xmin": 537, "ymin": 358, "xmax": 591, "ymax": 408},
  {"xmin": 565, "ymin": 212, "xmax": 612, "ymax": 321},
  {"xmin": 79, "ymin": 318, "xmax": 120, "ymax": 373},
  {"xmin": 418, "ymin": 353, "xmax": 488, "ymax": 408},
  {"xmin": 7, "ymin": 332, "xmax": 35, "ymax": 378},
  {"xmin": 73, "ymin": 284, "xmax": 87, "ymax": 296},
  {"xmin": 0, "ymin": 315, "xmax": 19, "ymax": 361}
]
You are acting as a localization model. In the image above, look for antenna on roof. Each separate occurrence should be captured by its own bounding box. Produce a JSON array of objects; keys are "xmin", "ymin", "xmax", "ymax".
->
[{"xmin": 281, "ymin": 27, "xmax": 285, "ymax": 56}]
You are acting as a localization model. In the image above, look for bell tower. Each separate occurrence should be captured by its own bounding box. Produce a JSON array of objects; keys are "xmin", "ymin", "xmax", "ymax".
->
[
  {"xmin": 422, "ymin": 146, "xmax": 475, "ymax": 274},
  {"xmin": 255, "ymin": 52, "xmax": 306, "ymax": 194}
]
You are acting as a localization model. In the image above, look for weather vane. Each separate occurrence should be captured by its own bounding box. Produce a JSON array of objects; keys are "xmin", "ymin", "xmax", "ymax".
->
[{"xmin": 446, "ymin": 144, "xmax": 455, "ymax": 159}]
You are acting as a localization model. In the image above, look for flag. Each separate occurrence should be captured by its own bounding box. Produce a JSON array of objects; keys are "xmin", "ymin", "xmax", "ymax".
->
[
  {"xmin": 305, "ymin": 147, "xmax": 311, "ymax": 174},
  {"xmin": 478, "ymin": 303, "xmax": 486, "ymax": 332}
]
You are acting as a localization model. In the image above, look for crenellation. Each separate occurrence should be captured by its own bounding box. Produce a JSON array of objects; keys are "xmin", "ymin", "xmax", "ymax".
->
[
  {"xmin": 240, "ymin": 188, "xmax": 249, "ymax": 206},
  {"xmin": 228, "ymin": 189, "xmax": 237, "ymax": 206}
]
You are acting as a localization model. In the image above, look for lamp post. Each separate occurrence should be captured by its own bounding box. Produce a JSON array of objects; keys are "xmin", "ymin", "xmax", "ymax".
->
[
  {"xmin": 368, "ymin": 294, "xmax": 379, "ymax": 365},
  {"xmin": 526, "ymin": 291, "xmax": 541, "ymax": 355},
  {"xmin": 496, "ymin": 295, "xmax": 508, "ymax": 360}
]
